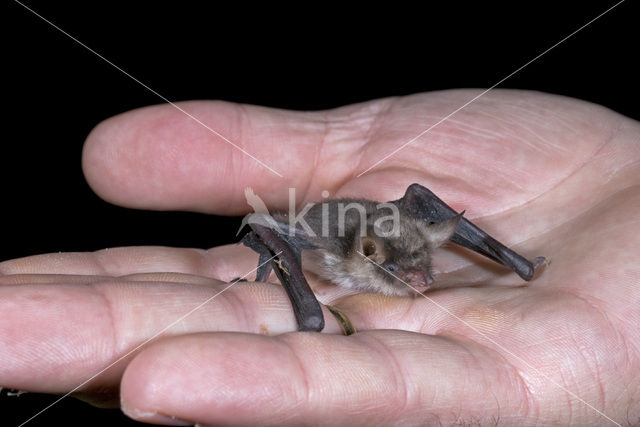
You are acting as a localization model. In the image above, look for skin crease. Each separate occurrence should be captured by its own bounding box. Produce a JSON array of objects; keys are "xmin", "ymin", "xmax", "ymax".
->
[{"xmin": 0, "ymin": 89, "xmax": 639, "ymax": 425}]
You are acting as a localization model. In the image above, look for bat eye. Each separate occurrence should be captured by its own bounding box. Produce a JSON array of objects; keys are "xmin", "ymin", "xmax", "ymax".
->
[{"xmin": 385, "ymin": 263, "xmax": 398, "ymax": 273}]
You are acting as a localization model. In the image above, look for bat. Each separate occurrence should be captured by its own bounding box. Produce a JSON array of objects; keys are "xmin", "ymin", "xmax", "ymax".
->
[{"xmin": 241, "ymin": 183, "xmax": 546, "ymax": 332}]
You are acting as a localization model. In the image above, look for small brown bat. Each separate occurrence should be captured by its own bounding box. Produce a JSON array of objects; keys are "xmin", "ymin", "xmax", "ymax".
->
[
  {"xmin": 271, "ymin": 199, "xmax": 461, "ymax": 296},
  {"xmin": 241, "ymin": 184, "xmax": 545, "ymax": 332}
]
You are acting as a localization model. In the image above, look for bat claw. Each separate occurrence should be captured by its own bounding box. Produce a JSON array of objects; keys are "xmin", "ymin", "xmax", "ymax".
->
[{"xmin": 533, "ymin": 256, "xmax": 547, "ymax": 269}]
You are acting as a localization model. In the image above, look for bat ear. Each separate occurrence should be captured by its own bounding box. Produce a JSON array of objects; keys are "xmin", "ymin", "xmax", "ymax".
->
[
  {"xmin": 421, "ymin": 213, "xmax": 463, "ymax": 249},
  {"xmin": 358, "ymin": 235, "xmax": 386, "ymax": 264}
]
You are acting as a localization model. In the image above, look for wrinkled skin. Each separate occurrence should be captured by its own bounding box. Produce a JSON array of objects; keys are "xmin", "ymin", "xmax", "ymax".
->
[{"xmin": 1, "ymin": 90, "xmax": 639, "ymax": 426}]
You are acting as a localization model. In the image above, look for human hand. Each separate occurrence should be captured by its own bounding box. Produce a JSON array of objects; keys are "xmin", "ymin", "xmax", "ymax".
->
[{"xmin": 1, "ymin": 90, "xmax": 638, "ymax": 425}]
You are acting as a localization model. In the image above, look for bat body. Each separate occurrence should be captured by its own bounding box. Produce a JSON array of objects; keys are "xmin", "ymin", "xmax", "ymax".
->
[
  {"xmin": 241, "ymin": 184, "xmax": 545, "ymax": 332},
  {"xmin": 271, "ymin": 199, "xmax": 460, "ymax": 296}
]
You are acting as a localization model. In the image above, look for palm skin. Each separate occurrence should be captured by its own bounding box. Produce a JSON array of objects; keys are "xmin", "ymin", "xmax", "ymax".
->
[{"xmin": 1, "ymin": 90, "xmax": 638, "ymax": 425}]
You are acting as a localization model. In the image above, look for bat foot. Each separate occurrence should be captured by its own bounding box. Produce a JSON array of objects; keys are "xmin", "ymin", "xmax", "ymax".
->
[{"xmin": 326, "ymin": 304, "xmax": 356, "ymax": 336}]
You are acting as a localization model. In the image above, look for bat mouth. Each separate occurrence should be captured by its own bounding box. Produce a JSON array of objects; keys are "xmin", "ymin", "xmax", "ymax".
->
[{"xmin": 400, "ymin": 270, "xmax": 433, "ymax": 294}]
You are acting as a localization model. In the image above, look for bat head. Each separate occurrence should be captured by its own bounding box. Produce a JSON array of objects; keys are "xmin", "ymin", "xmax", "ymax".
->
[{"xmin": 331, "ymin": 214, "xmax": 461, "ymax": 296}]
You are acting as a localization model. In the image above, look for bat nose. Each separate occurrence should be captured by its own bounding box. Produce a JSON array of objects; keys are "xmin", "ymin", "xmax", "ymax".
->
[{"xmin": 402, "ymin": 270, "xmax": 433, "ymax": 293}]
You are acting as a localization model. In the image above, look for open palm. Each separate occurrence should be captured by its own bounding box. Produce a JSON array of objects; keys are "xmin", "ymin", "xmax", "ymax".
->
[{"xmin": 1, "ymin": 90, "xmax": 638, "ymax": 425}]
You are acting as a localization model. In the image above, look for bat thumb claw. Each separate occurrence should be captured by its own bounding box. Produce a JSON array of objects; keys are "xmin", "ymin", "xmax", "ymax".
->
[
  {"xmin": 533, "ymin": 256, "xmax": 547, "ymax": 268},
  {"xmin": 525, "ymin": 256, "xmax": 548, "ymax": 281}
]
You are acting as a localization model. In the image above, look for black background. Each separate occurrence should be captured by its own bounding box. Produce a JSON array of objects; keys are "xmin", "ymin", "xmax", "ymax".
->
[{"xmin": 3, "ymin": 1, "xmax": 638, "ymax": 426}]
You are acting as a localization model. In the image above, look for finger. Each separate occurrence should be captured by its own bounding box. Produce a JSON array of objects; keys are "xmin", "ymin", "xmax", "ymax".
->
[
  {"xmin": 0, "ymin": 245, "xmax": 370, "ymax": 304},
  {"xmin": 0, "ymin": 277, "xmax": 343, "ymax": 394},
  {"xmin": 82, "ymin": 101, "xmax": 352, "ymax": 214},
  {"xmin": 120, "ymin": 331, "xmax": 532, "ymax": 425},
  {"xmin": 0, "ymin": 272, "xmax": 351, "ymax": 393},
  {"xmin": 0, "ymin": 245, "xmax": 257, "ymax": 281}
]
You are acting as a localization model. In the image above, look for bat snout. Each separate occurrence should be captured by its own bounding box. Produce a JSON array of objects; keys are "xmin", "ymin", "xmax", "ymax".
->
[{"xmin": 401, "ymin": 270, "xmax": 433, "ymax": 293}]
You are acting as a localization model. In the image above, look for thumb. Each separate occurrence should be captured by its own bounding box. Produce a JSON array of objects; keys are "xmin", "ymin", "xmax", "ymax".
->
[{"xmin": 82, "ymin": 101, "xmax": 329, "ymax": 214}]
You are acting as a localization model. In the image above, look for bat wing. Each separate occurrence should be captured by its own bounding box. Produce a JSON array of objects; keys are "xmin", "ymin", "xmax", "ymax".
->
[
  {"xmin": 392, "ymin": 183, "xmax": 545, "ymax": 281},
  {"xmin": 241, "ymin": 214, "xmax": 324, "ymax": 331}
]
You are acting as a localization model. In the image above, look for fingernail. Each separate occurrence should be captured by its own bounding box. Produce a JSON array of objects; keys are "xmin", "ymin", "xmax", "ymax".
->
[{"xmin": 122, "ymin": 406, "xmax": 192, "ymax": 426}]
